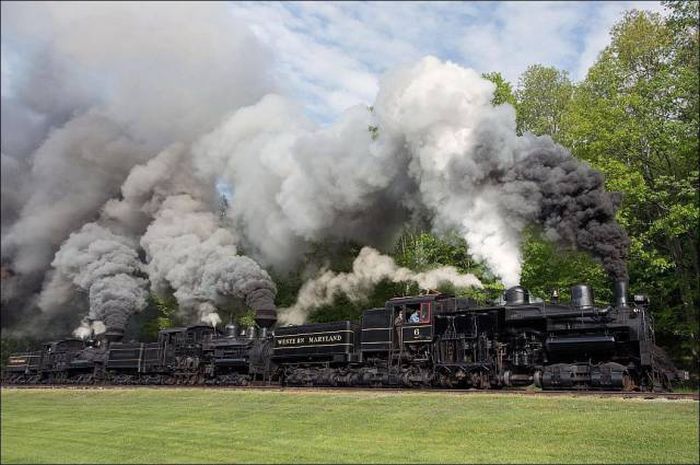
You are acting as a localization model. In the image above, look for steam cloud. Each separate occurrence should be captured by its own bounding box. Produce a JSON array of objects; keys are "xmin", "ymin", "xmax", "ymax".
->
[
  {"xmin": 196, "ymin": 57, "xmax": 628, "ymax": 289},
  {"xmin": 279, "ymin": 247, "xmax": 483, "ymax": 325},
  {"xmin": 2, "ymin": 2, "xmax": 629, "ymax": 335}
]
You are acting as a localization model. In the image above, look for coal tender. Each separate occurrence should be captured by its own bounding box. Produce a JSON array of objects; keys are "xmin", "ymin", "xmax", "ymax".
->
[{"xmin": 2, "ymin": 280, "xmax": 687, "ymax": 391}]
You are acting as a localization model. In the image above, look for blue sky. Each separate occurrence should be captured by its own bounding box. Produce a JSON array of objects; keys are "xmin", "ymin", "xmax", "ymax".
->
[
  {"xmin": 229, "ymin": 1, "xmax": 665, "ymax": 123},
  {"xmin": 0, "ymin": 1, "xmax": 666, "ymax": 126}
]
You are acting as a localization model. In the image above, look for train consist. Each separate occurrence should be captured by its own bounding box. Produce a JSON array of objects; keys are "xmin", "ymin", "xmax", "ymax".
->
[{"xmin": 2, "ymin": 280, "xmax": 688, "ymax": 391}]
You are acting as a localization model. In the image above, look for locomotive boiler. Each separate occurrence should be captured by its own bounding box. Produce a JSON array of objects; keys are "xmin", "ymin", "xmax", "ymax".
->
[{"xmin": 2, "ymin": 280, "xmax": 687, "ymax": 391}]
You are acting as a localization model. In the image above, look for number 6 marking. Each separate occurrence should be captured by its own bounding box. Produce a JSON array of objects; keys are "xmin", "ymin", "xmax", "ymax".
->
[{"xmin": 413, "ymin": 328, "xmax": 420, "ymax": 336}]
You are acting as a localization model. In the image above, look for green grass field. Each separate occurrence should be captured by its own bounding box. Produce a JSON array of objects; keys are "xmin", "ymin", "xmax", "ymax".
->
[{"xmin": 1, "ymin": 388, "xmax": 697, "ymax": 464}]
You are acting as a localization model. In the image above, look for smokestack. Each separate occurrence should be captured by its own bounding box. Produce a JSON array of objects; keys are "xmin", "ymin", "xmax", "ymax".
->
[
  {"xmin": 246, "ymin": 287, "xmax": 277, "ymax": 330},
  {"xmin": 614, "ymin": 280, "xmax": 629, "ymax": 308},
  {"xmin": 254, "ymin": 307, "xmax": 277, "ymax": 330}
]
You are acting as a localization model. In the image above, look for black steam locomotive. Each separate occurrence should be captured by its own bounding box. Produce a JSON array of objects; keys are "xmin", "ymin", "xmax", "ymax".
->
[{"xmin": 2, "ymin": 280, "xmax": 687, "ymax": 391}]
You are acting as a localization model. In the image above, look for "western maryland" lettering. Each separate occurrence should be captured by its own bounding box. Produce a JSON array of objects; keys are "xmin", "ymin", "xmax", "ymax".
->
[{"xmin": 275, "ymin": 333, "xmax": 344, "ymax": 347}]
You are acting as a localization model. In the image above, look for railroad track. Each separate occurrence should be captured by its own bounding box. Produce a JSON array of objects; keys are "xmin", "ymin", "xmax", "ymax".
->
[{"xmin": 2, "ymin": 383, "xmax": 697, "ymax": 400}]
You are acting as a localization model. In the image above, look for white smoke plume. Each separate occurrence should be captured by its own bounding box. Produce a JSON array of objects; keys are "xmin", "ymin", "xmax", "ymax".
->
[
  {"xmin": 196, "ymin": 60, "xmax": 514, "ymax": 279},
  {"xmin": 197, "ymin": 57, "xmax": 627, "ymax": 290},
  {"xmin": 40, "ymin": 223, "xmax": 148, "ymax": 338},
  {"xmin": 279, "ymin": 247, "xmax": 482, "ymax": 325},
  {"xmin": 194, "ymin": 58, "xmax": 521, "ymax": 279}
]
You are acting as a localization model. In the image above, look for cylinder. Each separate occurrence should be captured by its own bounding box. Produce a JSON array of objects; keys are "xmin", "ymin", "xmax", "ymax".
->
[
  {"xmin": 570, "ymin": 284, "xmax": 594, "ymax": 310},
  {"xmin": 505, "ymin": 286, "xmax": 529, "ymax": 305},
  {"xmin": 614, "ymin": 280, "xmax": 629, "ymax": 308},
  {"xmin": 503, "ymin": 370, "xmax": 533, "ymax": 387}
]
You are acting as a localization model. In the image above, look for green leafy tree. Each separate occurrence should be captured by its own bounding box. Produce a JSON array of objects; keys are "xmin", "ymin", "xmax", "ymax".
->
[
  {"xmin": 130, "ymin": 292, "xmax": 179, "ymax": 341},
  {"xmin": 560, "ymin": 7, "xmax": 699, "ymax": 369},
  {"xmin": 516, "ymin": 65, "xmax": 573, "ymax": 139},
  {"xmin": 482, "ymin": 72, "xmax": 518, "ymax": 107},
  {"xmin": 238, "ymin": 310, "xmax": 257, "ymax": 329},
  {"xmin": 520, "ymin": 227, "xmax": 611, "ymax": 305}
]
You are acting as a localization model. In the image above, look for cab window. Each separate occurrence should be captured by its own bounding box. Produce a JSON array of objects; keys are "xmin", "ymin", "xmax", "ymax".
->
[{"xmin": 419, "ymin": 302, "xmax": 431, "ymax": 323}]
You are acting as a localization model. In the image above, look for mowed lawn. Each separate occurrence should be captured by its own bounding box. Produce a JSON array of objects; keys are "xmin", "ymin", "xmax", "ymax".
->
[{"xmin": 1, "ymin": 388, "xmax": 697, "ymax": 464}]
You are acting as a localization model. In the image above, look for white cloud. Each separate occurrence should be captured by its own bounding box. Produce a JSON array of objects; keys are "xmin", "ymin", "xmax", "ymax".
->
[
  {"xmin": 4, "ymin": 2, "xmax": 664, "ymax": 123},
  {"xmin": 458, "ymin": 2, "xmax": 585, "ymax": 82},
  {"xmin": 230, "ymin": 1, "xmax": 666, "ymax": 122},
  {"xmin": 229, "ymin": 2, "xmax": 381, "ymax": 122}
]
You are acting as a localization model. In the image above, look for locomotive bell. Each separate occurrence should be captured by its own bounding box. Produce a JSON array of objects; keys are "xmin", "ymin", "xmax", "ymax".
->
[
  {"xmin": 570, "ymin": 284, "xmax": 594, "ymax": 310},
  {"xmin": 505, "ymin": 286, "xmax": 529, "ymax": 305}
]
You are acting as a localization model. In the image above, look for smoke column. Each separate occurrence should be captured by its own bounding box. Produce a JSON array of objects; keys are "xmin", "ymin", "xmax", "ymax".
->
[
  {"xmin": 279, "ymin": 247, "xmax": 482, "ymax": 324},
  {"xmin": 1, "ymin": 2, "xmax": 273, "ymax": 332},
  {"xmin": 196, "ymin": 57, "xmax": 628, "ymax": 289},
  {"xmin": 503, "ymin": 144, "xmax": 629, "ymax": 280},
  {"xmin": 40, "ymin": 223, "xmax": 148, "ymax": 337},
  {"xmin": 140, "ymin": 194, "xmax": 277, "ymax": 326}
]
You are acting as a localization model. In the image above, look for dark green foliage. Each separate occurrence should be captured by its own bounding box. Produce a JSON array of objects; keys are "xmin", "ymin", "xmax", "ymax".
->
[
  {"xmin": 520, "ymin": 228, "xmax": 611, "ymax": 305},
  {"xmin": 306, "ymin": 240, "xmax": 365, "ymax": 273},
  {"xmin": 308, "ymin": 279, "xmax": 418, "ymax": 324},
  {"xmin": 269, "ymin": 270, "xmax": 304, "ymax": 308},
  {"xmin": 368, "ymin": 125, "xmax": 379, "ymax": 140},
  {"xmin": 237, "ymin": 310, "xmax": 257, "ymax": 329},
  {"xmin": 302, "ymin": 230, "xmax": 506, "ymax": 324},
  {"xmin": 393, "ymin": 229, "xmax": 504, "ymax": 303}
]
